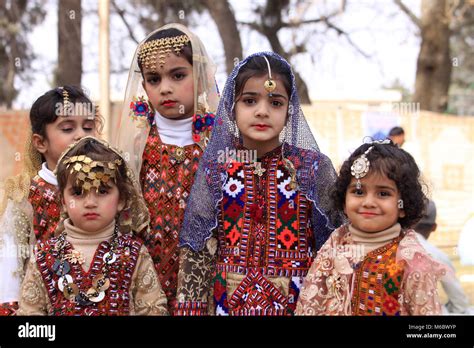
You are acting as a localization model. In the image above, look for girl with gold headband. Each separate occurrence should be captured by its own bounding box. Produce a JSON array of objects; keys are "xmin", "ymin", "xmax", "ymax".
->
[
  {"xmin": 176, "ymin": 52, "xmax": 343, "ymax": 316},
  {"xmin": 0, "ymin": 86, "xmax": 102, "ymax": 315},
  {"xmin": 17, "ymin": 136, "xmax": 168, "ymax": 315},
  {"xmin": 114, "ymin": 23, "xmax": 219, "ymax": 314}
]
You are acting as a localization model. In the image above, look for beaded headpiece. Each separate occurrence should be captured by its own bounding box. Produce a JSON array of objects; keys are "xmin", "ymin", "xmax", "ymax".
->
[
  {"xmin": 62, "ymin": 155, "xmax": 122, "ymax": 192},
  {"xmin": 137, "ymin": 34, "xmax": 190, "ymax": 70},
  {"xmin": 62, "ymin": 88, "xmax": 70, "ymax": 113},
  {"xmin": 351, "ymin": 139, "xmax": 391, "ymax": 189}
]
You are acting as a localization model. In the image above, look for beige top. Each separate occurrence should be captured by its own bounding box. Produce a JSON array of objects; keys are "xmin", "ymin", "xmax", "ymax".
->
[
  {"xmin": 17, "ymin": 220, "xmax": 168, "ymax": 316},
  {"xmin": 349, "ymin": 223, "xmax": 401, "ymax": 256}
]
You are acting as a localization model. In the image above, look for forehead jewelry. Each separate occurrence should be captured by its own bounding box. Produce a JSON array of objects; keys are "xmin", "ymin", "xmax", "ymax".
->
[
  {"xmin": 62, "ymin": 88, "xmax": 70, "ymax": 115},
  {"xmin": 262, "ymin": 56, "xmax": 276, "ymax": 96},
  {"xmin": 137, "ymin": 34, "xmax": 190, "ymax": 70},
  {"xmin": 350, "ymin": 139, "xmax": 391, "ymax": 189},
  {"xmin": 62, "ymin": 155, "xmax": 122, "ymax": 192}
]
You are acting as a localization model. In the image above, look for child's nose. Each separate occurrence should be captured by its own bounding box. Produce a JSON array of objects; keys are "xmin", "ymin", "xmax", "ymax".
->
[
  {"xmin": 255, "ymin": 101, "xmax": 270, "ymax": 118},
  {"xmin": 74, "ymin": 128, "xmax": 87, "ymax": 141},
  {"xmin": 362, "ymin": 194, "xmax": 376, "ymax": 207},
  {"xmin": 160, "ymin": 78, "xmax": 173, "ymax": 94},
  {"xmin": 84, "ymin": 192, "xmax": 98, "ymax": 207}
]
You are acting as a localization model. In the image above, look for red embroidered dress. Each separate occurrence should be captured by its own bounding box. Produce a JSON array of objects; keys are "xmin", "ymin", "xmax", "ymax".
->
[
  {"xmin": 34, "ymin": 234, "xmax": 141, "ymax": 316},
  {"xmin": 29, "ymin": 175, "xmax": 60, "ymax": 241},
  {"xmin": 176, "ymin": 146, "xmax": 326, "ymax": 316},
  {"xmin": 140, "ymin": 124, "xmax": 203, "ymax": 313}
]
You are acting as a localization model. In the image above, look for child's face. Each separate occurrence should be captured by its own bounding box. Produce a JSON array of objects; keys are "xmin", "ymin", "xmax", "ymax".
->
[
  {"xmin": 32, "ymin": 115, "xmax": 97, "ymax": 171},
  {"xmin": 142, "ymin": 53, "xmax": 194, "ymax": 120},
  {"xmin": 234, "ymin": 75, "xmax": 289, "ymax": 156},
  {"xmin": 344, "ymin": 172, "xmax": 405, "ymax": 233},
  {"xmin": 63, "ymin": 180, "xmax": 124, "ymax": 233}
]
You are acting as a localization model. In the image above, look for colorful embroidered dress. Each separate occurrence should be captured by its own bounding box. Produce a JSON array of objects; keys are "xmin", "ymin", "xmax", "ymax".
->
[
  {"xmin": 296, "ymin": 225, "xmax": 447, "ymax": 316},
  {"xmin": 140, "ymin": 124, "xmax": 203, "ymax": 311},
  {"xmin": 28, "ymin": 175, "xmax": 60, "ymax": 241},
  {"xmin": 18, "ymin": 233, "xmax": 168, "ymax": 316},
  {"xmin": 176, "ymin": 144, "xmax": 337, "ymax": 316}
]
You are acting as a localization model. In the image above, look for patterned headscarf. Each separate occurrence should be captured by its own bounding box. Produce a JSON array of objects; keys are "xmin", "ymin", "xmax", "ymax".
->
[{"xmin": 180, "ymin": 51, "xmax": 344, "ymax": 252}]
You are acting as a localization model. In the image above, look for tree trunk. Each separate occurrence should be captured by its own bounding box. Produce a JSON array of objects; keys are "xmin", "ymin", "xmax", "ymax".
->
[
  {"xmin": 56, "ymin": 0, "xmax": 82, "ymax": 86},
  {"xmin": 204, "ymin": 0, "xmax": 242, "ymax": 75},
  {"xmin": 413, "ymin": 0, "xmax": 451, "ymax": 112}
]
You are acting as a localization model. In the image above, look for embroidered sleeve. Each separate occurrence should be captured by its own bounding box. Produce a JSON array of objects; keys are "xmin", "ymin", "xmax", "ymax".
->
[
  {"xmin": 296, "ymin": 229, "xmax": 352, "ymax": 316},
  {"xmin": 130, "ymin": 246, "xmax": 169, "ymax": 316},
  {"xmin": 397, "ymin": 230, "xmax": 446, "ymax": 315},
  {"xmin": 17, "ymin": 256, "xmax": 50, "ymax": 315},
  {"xmin": 175, "ymin": 237, "xmax": 217, "ymax": 316}
]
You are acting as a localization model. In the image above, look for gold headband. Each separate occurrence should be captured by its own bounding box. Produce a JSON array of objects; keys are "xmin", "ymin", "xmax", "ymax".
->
[
  {"xmin": 137, "ymin": 35, "xmax": 190, "ymax": 70},
  {"xmin": 63, "ymin": 155, "xmax": 122, "ymax": 192}
]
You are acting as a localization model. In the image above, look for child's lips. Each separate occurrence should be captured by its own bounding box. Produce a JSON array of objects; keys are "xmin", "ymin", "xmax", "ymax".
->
[
  {"xmin": 161, "ymin": 100, "xmax": 177, "ymax": 107},
  {"xmin": 359, "ymin": 212, "xmax": 379, "ymax": 217},
  {"xmin": 83, "ymin": 213, "xmax": 100, "ymax": 220},
  {"xmin": 253, "ymin": 124, "xmax": 270, "ymax": 130}
]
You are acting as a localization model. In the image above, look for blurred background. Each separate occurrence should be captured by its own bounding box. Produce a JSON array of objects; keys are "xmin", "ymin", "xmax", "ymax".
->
[{"xmin": 0, "ymin": 0, "xmax": 473, "ymax": 309}]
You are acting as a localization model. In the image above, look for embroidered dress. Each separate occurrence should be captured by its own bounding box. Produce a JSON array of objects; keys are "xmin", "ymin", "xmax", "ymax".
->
[
  {"xmin": 295, "ymin": 224, "xmax": 447, "ymax": 316},
  {"xmin": 176, "ymin": 145, "xmax": 335, "ymax": 316},
  {"xmin": 140, "ymin": 123, "xmax": 203, "ymax": 311},
  {"xmin": 17, "ymin": 233, "xmax": 168, "ymax": 316},
  {"xmin": 29, "ymin": 175, "xmax": 60, "ymax": 241}
]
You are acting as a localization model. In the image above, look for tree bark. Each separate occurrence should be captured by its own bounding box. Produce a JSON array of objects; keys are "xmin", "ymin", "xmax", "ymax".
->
[
  {"xmin": 203, "ymin": 0, "xmax": 243, "ymax": 75},
  {"xmin": 57, "ymin": 0, "xmax": 82, "ymax": 86},
  {"xmin": 413, "ymin": 0, "xmax": 451, "ymax": 112}
]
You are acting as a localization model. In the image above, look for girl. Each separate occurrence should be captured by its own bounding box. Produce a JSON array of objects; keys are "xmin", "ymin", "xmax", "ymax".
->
[
  {"xmin": 17, "ymin": 136, "xmax": 168, "ymax": 315},
  {"xmin": 0, "ymin": 86, "xmax": 102, "ymax": 315},
  {"xmin": 176, "ymin": 52, "xmax": 343, "ymax": 316},
  {"xmin": 114, "ymin": 23, "xmax": 219, "ymax": 314},
  {"xmin": 296, "ymin": 140, "xmax": 447, "ymax": 315}
]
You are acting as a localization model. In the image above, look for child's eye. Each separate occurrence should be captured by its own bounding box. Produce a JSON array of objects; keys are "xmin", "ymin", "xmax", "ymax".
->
[
  {"xmin": 173, "ymin": 73, "xmax": 186, "ymax": 80},
  {"xmin": 271, "ymin": 100, "xmax": 283, "ymax": 107},
  {"xmin": 351, "ymin": 189, "xmax": 364, "ymax": 196},
  {"xmin": 72, "ymin": 187, "xmax": 83, "ymax": 196},
  {"xmin": 146, "ymin": 77, "xmax": 160, "ymax": 85},
  {"xmin": 83, "ymin": 127, "xmax": 94, "ymax": 132},
  {"xmin": 379, "ymin": 191, "xmax": 391, "ymax": 197},
  {"xmin": 242, "ymin": 98, "xmax": 256, "ymax": 105},
  {"xmin": 97, "ymin": 187, "xmax": 109, "ymax": 195},
  {"xmin": 62, "ymin": 128, "xmax": 73, "ymax": 133}
]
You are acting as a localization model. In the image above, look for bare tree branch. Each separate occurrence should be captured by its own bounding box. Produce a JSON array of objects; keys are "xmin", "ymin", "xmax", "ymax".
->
[
  {"xmin": 111, "ymin": 0, "xmax": 139, "ymax": 44},
  {"xmin": 394, "ymin": 0, "xmax": 422, "ymax": 28}
]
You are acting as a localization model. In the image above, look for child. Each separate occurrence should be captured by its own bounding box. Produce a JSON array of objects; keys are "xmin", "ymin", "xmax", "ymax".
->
[
  {"xmin": 17, "ymin": 136, "xmax": 168, "ymax": 315},
  {"xmin": 114, "ymin": 23, "xmax": 219, "ymax": 314},
  {"xmin": 296, "ymin": 140, "xmax": 447, "ymax": 315},
  {"xmin": 0, "ymin": 86, "xmax": 102, "ymax": 315},
  {"xmin": 176, "ymin": 52, "xmax": 342, "ymax": 316}
]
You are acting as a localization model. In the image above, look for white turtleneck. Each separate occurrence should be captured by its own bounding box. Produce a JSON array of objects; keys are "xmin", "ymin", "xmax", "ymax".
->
[
  {"xmin": 38, "ymin": 162, "xmax": 58, "ymax": 186},
  {"xmin": 63, "ymin": 219, "xmax": 115, "ymax": 272},
  {"xmin": 349, "ymin": 223, "xmax": 401, "ymax": 256},
  {"xmin": 154, "ymin": 112, "xmax": 194, "ymax": 147}
]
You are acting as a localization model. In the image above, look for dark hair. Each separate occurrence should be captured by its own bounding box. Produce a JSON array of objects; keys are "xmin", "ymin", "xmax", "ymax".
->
[
  {"xmin": 56, "ymin": 138, "xmax": 134, "ymax": 210},
  {"xmin": 138, "ymin": 28, "xmax": 193, "ymax": 73},
  {"xmin": 332, "ymin": 141, "xmax": 426, "ymax": 229},
  {"xmin": 388, "ymin": 126, "xmax": 405, "ymax": 136},
  {"xmin": 29, "ymin": 85, "xmax": 103, "ymax": 138},
  {"xmin": 234, "ymin": 55, "xmax": 292, "ymax": 100}
]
